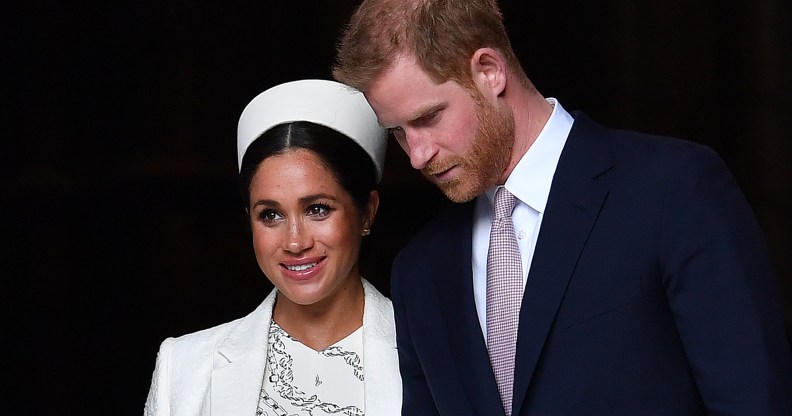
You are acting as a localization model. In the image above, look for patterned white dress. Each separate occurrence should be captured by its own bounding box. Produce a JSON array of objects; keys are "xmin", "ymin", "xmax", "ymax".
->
[{"xmin": 256, "ymin": 320, "xmax": 365, "ymax": 416}]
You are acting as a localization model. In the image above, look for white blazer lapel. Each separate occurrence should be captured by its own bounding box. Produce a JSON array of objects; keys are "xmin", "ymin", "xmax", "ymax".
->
[
  {"xmin": 361, "ymin": 279, "xmax": 402, "ymax": 415},
  {"xmin": 210, "ymin": 289, "xmax": 277, "ymax": 415}
]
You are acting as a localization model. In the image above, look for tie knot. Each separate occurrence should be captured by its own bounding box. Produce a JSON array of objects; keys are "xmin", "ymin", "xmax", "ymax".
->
[{"xmin": 493, "ymin": 187, "xmax": 517, "ymax": 220}]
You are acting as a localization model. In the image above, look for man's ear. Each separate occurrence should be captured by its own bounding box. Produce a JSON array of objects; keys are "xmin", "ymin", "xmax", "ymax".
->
[{"xmin": 470, "ymin": 47, "xmax": 507, "ymax": 100}]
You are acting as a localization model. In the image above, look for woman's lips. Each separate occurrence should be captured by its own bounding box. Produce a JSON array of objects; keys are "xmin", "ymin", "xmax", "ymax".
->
[{"xmin": 280, "ymin": 257, "xmax": 326, "ymax": 281}]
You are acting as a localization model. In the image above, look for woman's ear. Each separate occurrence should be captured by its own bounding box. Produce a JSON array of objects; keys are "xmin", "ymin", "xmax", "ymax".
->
[
  {"xmin": 470, "ymin": 47, "xmax": 507, "ymax": 100},
  {"xmin": 363, "ymin": 190, "xmax": 380, "ymax": 231}
]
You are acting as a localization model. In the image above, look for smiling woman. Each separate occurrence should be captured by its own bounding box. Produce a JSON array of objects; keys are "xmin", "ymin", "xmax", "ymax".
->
[
  {"xmin": 249, "ymin": 148, "xmax": 375, "ymax": 316},
  {"xmin": 144, "ymin": 80, "xmax": 401, "ymax": 416}
]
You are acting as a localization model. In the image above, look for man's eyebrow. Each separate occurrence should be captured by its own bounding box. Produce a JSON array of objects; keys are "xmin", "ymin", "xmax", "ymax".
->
[{"xmin": 381, "ymin": 102, "xmax": 444, "ymax": 129}]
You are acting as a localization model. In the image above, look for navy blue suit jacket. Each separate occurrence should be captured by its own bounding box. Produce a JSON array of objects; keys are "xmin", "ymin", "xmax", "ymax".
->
[{"xmin": 391, "ymin": 114, "xmax": 792, "ymax": 415}]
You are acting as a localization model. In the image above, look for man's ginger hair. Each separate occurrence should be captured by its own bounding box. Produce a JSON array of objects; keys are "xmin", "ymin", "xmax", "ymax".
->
[{"xmin": 333, "ymin": 0, "xmax": 531, "ymax": 92}]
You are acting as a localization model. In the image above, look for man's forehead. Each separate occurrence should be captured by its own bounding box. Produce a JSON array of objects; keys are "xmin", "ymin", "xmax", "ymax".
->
[
  {"xmin": 363, "ymin": 54, "xmax": 446, "ymax": 125},
  {"xmin": 364, "ymin": 90, "xmax": 442, "ymax": 129}
]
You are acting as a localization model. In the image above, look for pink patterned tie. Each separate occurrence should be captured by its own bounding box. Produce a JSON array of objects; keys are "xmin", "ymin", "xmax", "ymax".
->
[{"xmin": 486, "ymin": 187, "xmax": 523, "ymax": 415}]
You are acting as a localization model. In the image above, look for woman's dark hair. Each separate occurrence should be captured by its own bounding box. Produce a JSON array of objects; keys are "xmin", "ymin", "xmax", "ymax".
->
[{"xmin": 239, "ymin": 121, "xmax": 378, "ymax": 211}]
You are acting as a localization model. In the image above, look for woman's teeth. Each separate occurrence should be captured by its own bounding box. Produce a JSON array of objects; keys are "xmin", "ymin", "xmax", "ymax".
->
[{"xmin": 286, "ymin": 262, "xmax": 318, "ymax": 271}]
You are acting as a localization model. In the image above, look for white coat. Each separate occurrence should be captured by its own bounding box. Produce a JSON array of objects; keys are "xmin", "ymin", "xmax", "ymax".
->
[{"xmin": 144, "ymin": 279, "xmax": 401, "ymax": 415}]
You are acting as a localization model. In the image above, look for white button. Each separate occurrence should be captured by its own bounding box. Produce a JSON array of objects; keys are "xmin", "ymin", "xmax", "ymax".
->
[{"xmin": 518, "ymin": 230, "xmax": 527, "ymax": 239}]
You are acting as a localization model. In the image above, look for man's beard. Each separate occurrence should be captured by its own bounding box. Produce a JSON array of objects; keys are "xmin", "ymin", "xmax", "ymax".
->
[{"xmin": 422, "ymin": 98, "xmax": 515, "ymax": 203}]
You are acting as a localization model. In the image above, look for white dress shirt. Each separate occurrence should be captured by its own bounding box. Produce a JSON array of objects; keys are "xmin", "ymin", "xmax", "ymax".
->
[{"xmin": 472, "ymin": 98, "xmax": 574, "ymax": 338}]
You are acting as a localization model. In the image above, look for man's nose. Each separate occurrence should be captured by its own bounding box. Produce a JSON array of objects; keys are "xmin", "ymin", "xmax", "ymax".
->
[{"xmin": 402, "ymin": 130, "xmax": 435, "ymax": 170}]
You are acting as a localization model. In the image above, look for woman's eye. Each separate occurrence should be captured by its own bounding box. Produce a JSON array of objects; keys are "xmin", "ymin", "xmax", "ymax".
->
[
  {"xmin": 258, "ymin": 210, "xmax": 282, "ymax": 223},
  {"xmin": 307, "ymin": 204, "xmax": 331, "ymax": 217}
]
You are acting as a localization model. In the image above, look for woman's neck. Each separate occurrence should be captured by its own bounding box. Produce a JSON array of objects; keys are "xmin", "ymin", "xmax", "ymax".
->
[{"xmin": 272, "ymin": 278, "xmax": 365, "ymax": 351}]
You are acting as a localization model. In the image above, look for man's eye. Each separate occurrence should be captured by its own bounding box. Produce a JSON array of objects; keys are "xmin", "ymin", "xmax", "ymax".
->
[
  {"xmin": 388, "ymin": 127, "xmax": 406, "ymax": 143},
  {"xmin": 417, "ymin": 110, "xmax": 440, "ymax": 126}
]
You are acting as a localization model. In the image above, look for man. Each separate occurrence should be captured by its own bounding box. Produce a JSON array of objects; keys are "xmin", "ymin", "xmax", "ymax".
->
[{"xmin": 333, "ymin": 1, "xmax": 792, "ymax": 415}]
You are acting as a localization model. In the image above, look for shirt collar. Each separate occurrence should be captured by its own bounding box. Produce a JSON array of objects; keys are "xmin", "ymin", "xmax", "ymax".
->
[{"xmin": 486, "ymin": 97, "xmax": 574, "ymax": 213}]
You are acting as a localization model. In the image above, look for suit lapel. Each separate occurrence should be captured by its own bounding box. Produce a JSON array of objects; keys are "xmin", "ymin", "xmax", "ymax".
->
[
  {"xmin": 210, "ymin": 290, "xmax": 276, "ymax": 415},
  {"xmin": 434, "ymin": 202, "xmax": 505, "ymax": 414},
  {"xmin": 512, "ymin": 114, "xmax": 613, "ymax": 414}
]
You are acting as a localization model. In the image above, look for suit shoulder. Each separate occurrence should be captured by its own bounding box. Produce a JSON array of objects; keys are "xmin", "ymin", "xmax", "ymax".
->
[
  {"xmin": 574, "ymin": 112, "xmax": 714, "ymax": 156},
  {"xmin": 619, "ymin": 132, "xmax": 729, "ymax": 185},
  {"xmin": 158, "ymin": 317, "xmax": 244, "ymax": 362},
  {"xmin": 397, "ymin": 201, "xmax": 473, "ymax": 258},
  {"xmin": 577, "ymin": 118, "xmax": 728, "ymax": 181},
  {"xmin": 607, "ymin": 124, "xmax": 720, "ymax": 163},
  {"xmin": 392, "ymin": 201, "xmax": 474, "ymax": 286}
]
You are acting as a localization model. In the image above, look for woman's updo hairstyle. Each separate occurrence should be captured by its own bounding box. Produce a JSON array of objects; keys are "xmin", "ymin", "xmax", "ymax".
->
[{"xmin": 236, "ymin": 80, "xmax": 387, "ymax": 211}]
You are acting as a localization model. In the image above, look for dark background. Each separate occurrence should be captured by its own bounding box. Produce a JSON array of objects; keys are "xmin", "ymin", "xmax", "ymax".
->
[{"xmin": 4, "ymin": 1, "xmax": 790, "ymax": 413}]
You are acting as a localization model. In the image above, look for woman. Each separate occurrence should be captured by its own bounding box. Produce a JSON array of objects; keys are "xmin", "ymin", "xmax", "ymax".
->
[{"xmin": 144, "ymin": 79, "xmax": 401, "ymax": 415}]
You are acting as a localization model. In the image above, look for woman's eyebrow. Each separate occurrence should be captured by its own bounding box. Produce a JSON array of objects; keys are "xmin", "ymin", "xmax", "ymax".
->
[{"xmin": 299, "ymin": 193, "xmax": 338, "ymax": 204}]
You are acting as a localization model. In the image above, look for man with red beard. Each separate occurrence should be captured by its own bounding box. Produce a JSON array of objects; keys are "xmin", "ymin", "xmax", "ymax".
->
[{"xmin": 334, "ymin": 1, "xmax": 792, "ymax": 415}]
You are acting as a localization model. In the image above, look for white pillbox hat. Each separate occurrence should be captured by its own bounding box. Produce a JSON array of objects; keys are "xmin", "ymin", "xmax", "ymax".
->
[{"xmin": 237, "ymin": 79, "xmax": 387, "ymax": 181}]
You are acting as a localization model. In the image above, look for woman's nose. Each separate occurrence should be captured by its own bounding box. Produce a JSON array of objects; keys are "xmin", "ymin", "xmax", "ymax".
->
[{"xmin": 283, "ymin": 219, "xmax": 313, "ymax": 253}]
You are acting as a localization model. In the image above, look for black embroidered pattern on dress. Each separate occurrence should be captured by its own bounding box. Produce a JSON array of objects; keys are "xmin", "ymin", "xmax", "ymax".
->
[{"xmin": 256, "ymin": 322, "xmax": 364, "ymax": 416}]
